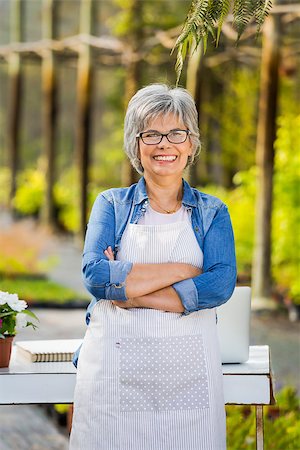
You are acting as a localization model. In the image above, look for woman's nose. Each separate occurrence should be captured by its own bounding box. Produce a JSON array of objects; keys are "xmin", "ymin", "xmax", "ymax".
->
[{"xmin": 158, "ymin": 135, "xmax": 170, "ymax": 147}]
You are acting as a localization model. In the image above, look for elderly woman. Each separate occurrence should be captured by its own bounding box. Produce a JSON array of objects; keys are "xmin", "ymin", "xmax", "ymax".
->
[{"xmin": 70, "ymin": 84, "xmax": 236, "ymax": 450}]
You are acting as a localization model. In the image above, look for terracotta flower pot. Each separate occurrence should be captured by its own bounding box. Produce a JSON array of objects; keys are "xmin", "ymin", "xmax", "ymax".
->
[{"xmin": 0, "ymin": 336, "xmax": 14, "ymax": 368}]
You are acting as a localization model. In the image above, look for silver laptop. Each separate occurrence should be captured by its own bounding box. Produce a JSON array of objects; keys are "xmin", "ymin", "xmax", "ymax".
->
[{"xmin": 216, "ymin": 286, "xmax": 251, "ymax": 364}]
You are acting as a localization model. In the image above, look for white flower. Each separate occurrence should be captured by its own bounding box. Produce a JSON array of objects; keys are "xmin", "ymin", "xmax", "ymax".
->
[
  {"xmin": 10, "ymin": 299, "xmax": 28, "ymax": 312},
  {"xmin": 0, "ymin": 291, "xmax": 11, "ymax": 305},
  {"xmin": 16, "ymin": 313, "xmax": 28, "ymax": 330},
  {"xmin": 0, "ymin": 291, "xmax": 28, "ymax": 312}
]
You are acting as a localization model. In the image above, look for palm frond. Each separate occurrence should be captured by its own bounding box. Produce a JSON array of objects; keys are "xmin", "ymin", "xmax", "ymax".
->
[
  {"xmin": 232, "ymin": 0, "xmax": 255, "ymax": 40},
  {"xmin": 173, "ymin": 0, "xmax": 272, "ymax": 84},
  {"xmin": 254, "ymin": 0, "xmax": 273, "ymax": 36},
  {"xmin": 216, "ymin": 0, "xmax": 231, "ymax": 45},
  {"xmin": 175, "ymin": 33, "xmax": 195, "ymax": 85},
  {"xmin": 172, "ymin": 0, "xmax": 209, "ymax": 52}
]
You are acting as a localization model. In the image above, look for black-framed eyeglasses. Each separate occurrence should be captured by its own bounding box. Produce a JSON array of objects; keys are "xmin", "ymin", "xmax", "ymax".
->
[{"xmin": 136, "ymin": 129, "xmax": 191, "ymax": 145}]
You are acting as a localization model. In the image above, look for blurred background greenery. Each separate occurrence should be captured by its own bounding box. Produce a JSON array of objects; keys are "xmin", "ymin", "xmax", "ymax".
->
[
  {"xmin": 0, "ymin": 0, "xmax": 299, "ymax": 306},
  {"xmin": 0, "ymin": 1, "xmax": 299, "ymax": 447}
]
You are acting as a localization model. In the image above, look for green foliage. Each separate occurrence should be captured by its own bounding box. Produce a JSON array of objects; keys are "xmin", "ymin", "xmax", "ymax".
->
[
  {"xmin": 226, "ymin": 386, "xmax": 300, "ymax": 449},
  {"xmin": 0, "ymin": 220, "xmax": 53, "ymax": 276},
  {"xmin": 13, "ymin": 169, "xmax": 45, "ymax": 215},
  {"xmin": 272, "ymin": 114, "xmax": 300, "ymax": 303},
  {"xmin": 198, "ymin": 166, "xmax": 256, "ymax": 275},
  {"xmin": 174, "ymin": 0, "xmax": 272, "ymax": 83},
  {"xmin": 0, "ymin": 166, "xmax": 10, "ymax": 207},
  {"xmin": 0, "ymin": 307, "xmax": 16, "ymax": 337},
  {"xmin": 53, "ymin": 168, "xmax": 81, "ymax": 233},
  {"xmin": 0, "ymin": 274, "xmax": 88, "ymax": 305},
  {"xmin": 109, "ymin": 0, "xmax": 187, "ymax": 38},
  {"xmin": 54, "ymin": 404, "xmax": 70, "ymax": 414},
  {"xmin": 199, "ymin": 114, "xmax": 300, "ymax": 304},
  {"xmin": 203, "ymin": 66, "xmax": 259, "ymax": 184},
  {"xmin": 0, "ymin": 291, "xmax": 39, "ymax": 338}
]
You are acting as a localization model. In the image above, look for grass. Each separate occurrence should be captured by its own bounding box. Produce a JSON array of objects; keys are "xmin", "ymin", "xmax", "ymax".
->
[{"xmin": 0, "ymin": 274, "xmax": 89, "ymax": 306}]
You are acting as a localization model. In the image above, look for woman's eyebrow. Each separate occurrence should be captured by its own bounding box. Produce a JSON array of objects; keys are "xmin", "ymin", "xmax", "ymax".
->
[
  {"xmin": 143, "ymin": 128, "xmax": 184, "ymax": 133},
  {"xmin": 142, "ymin": 129, "xmax": 160, "ymax": 133}
]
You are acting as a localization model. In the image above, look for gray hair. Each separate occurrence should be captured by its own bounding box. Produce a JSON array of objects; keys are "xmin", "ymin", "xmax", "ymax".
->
[{"xmin": 124, "ymin": 84, "xmax": 201, "ymax": 174}]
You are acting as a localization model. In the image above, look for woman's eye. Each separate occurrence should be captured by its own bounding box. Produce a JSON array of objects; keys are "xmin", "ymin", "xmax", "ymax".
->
[{"xmin": 144, "ymin": 133, "xmax": 160, "ymax": 138}]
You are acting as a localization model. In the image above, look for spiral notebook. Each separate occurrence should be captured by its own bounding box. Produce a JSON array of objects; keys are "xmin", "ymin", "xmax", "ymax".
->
[{"xmin": 15, "ymin": 339, "xmax": 82, "ymax": 363}]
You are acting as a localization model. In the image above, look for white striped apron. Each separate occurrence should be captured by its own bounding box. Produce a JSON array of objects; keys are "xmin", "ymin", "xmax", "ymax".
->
[{"xmin": 70, "ymin": 215, "xmax": 226, "ymax": 450}]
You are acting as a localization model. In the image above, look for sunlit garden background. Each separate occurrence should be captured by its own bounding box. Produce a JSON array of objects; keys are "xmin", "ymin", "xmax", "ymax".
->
[{"xmin": 0, "ymin": 1, "xmax": 299, "ymax": 449}]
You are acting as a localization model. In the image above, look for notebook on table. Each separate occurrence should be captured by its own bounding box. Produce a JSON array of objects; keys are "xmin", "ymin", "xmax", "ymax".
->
[
  {"xmin": 216, "ymin": 286, "xmax": 251, "ymax": 364},
  {"xmin": 15, "ymin": 339, "xmax": 82, "ymax": 363}
]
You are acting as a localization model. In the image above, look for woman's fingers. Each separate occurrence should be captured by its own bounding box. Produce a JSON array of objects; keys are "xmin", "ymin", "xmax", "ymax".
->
[
  {"xmin": 112, "ymin": 299, "xmax": 136, "ymax": 308},
  {"xmin": 104, "ymin": 246, "xmax": 114, "ymax": 261}
]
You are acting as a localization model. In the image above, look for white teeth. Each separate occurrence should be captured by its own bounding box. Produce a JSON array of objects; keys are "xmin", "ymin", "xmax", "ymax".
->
[{"xmin": 153, "ymin": 155, "xmax": 177, "ymax": 161}]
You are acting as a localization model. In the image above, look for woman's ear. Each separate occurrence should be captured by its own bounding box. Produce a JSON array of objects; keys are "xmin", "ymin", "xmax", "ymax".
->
[{"xmin": 188, "ymin": 136, "xmax": 193, "ymax": 156}]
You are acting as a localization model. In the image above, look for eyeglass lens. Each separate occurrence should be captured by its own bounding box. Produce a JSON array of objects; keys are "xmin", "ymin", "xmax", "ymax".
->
[{"xmin": 141, "ymin": 130, "xmax": 188, "ymax": 145}]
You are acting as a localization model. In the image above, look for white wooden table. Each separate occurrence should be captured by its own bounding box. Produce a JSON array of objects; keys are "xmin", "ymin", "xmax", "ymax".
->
[{"xmin": 0, "ymin": 344, "xmax": 274, "ymax": 450}]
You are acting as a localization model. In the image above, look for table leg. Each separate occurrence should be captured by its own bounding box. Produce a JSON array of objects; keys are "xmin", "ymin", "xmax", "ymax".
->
[
  {"xmin": 67, "ymin": 404, "xmax": 74, "ymax": 434},
  {"xmin": 256, "ymin": 405, "xmax": 264, "ymax": 450}
]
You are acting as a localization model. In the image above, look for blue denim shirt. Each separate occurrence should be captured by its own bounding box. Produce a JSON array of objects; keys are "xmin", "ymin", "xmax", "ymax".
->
[
  {"xmin": 73, "ymin": 177, "xmax": 236, "ymax": 367},
  {"xmin": 82, "ymin": 176, "xmax": 236, "ymax": 320}
]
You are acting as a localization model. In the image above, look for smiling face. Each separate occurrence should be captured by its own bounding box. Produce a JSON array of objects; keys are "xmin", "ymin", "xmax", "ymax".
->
[{"xmin": 138, "ymin": 113, "xmax": 192, "ymax": 181}]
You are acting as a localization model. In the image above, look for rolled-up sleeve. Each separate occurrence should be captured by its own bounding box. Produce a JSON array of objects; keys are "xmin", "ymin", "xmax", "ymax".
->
[
  {"xmin": 173, "ymin": 278, "xmax": 198, "ymax": 313},
  {"xmin": 173, "ymin": 204, "xmax": 237, "ymax": 314},
  {"xmin": 82, "ymin": 193, "xmax": 133, "ymax": 301}
]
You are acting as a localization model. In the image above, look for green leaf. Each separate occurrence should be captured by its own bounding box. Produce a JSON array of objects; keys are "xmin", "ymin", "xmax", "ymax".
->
[
  {"xmin": 216, "ymin": 0, "xmax": 230, "ymax": 45},
  {"xmin": 26, "ymin": 321, "xmax": 39, "ymax": 331},
  {"xmin": 254, "ymin": 0, "xmax": 273, "ymax": 36},
  {"xmin": 22, "ymin": 309, "xmax": 39, "ymax": 322},
  {"xmin": 175, "ymin": 43, "xmax": 184, "ymax": 86},
  {"xmin": 202, "ymin": 34, "xmax": 208, "ymax": 54},
  {"xmin": 0, "ymin": 311, "xmax": 16, "ymax": 318}
]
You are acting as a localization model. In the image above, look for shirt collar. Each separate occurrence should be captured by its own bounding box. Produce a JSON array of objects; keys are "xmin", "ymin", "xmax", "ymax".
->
[
  {"xmin": 182, "ymin": 179, "xmax": 198, "ymax": 207},
  {"xmin": 133, "ymin": 176, "xmax": 197, "ymax": 208},
  {"xmin": 133, "ymin": 177, "xmax": 148, "ymax": 205}
]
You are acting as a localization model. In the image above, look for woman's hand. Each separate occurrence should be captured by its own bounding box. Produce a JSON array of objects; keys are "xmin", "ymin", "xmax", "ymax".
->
[
  {"xmin": 104, "ymin": 246, "xmax": 114, "ymax": 261},
  {"xmin": 112, "ymin": 298, "xmax": 137, "ymax": 308},
  {"xmin": 104, "ymin": 247, "xmax": 135, "ymax": 308}
]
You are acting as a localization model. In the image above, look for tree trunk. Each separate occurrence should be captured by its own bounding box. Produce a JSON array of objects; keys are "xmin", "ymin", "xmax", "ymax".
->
[
  {"xmin": 8, "ymin": 0, "xmax": 23, "ymax": 208},
  {"xmin": 186, "ymin": 42, "xmax": 203, "ymax": 186},
  {"xmin": 121, "ymin": 0, "xmax": 144, "ymax": 187},
  {"xmin": 41, "ymin": 0, "xmax": 58, "ymax": 228},
  {"xmin": 251, "ymin": 14, "xmax": 281, "ymax": 308},
  {"xmin": 76, "ymin": 0, "xmax": 94, "ymax": 240},
  {"xmin": 205, "ymin": 73, "xmax": 224, "ymax": 186}
]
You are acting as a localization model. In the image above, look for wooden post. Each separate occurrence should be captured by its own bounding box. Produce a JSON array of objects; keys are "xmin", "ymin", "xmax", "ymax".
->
[
  {"xmin": 251, "ymin": 14, "xmax": 281, "ymax": 308},
  {"xmin": 206, "ymin": 73, "xmax": 224, "ymax": 186},
  {"xmin": 41, "ymin": 0, "xmax": 58, "ymax": 227},
  {"xmin": 121, "ymin": 0, "xmax": 144, "ymax": 187},
  {"xmin": 8, "ymin": 0, "xmax": 23, "ymax": 207},
  {"xmin": 76, "ymin": 0, "xmax": 94, "ymax": 239},
  {"xmin": 186, "ymin": 42, "xmax": 203, "ymax": 186},
  {"xmin": 256, "ymin": 405, "xmax": 264, "ymax": 450}
]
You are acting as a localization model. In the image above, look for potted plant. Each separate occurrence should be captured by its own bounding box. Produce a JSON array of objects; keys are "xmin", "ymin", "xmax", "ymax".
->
[{"xmin": 0, "ymin": 290, "xmax": 38, "ymax": 367}]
